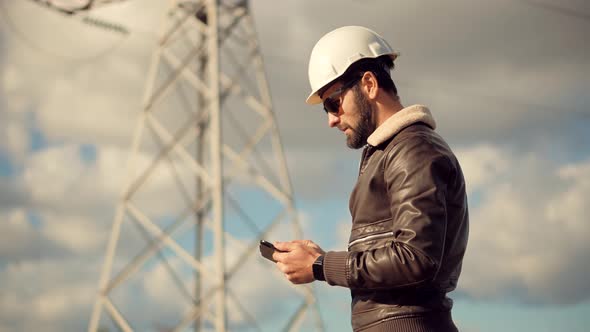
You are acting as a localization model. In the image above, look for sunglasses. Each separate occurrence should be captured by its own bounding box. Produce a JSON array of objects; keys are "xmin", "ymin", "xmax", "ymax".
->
[{"xmin": 322, "ymin": 77, "xmax": 360, "ymax": 115}]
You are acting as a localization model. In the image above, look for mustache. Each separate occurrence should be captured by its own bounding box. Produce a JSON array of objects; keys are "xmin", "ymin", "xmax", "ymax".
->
[{"xmin": 338, "ymin": 125, "xmax": 357, "ymax": 132}]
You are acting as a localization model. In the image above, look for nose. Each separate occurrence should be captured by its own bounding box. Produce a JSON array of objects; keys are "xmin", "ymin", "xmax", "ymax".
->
[{"xmin": 327, "ymin": 112, "xmax": 340, "ymax": 128}]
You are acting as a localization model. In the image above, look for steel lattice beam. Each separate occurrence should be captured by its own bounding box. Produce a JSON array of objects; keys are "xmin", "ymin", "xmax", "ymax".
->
[{"xmin": 88, "ymin": 1, "xmax": 324, "ymax": 331}]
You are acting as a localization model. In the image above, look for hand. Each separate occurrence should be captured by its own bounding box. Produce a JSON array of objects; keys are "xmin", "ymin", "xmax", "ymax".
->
[{"xmin": 272, "ymin": 240, "xmax": 325, "ymax": 284}]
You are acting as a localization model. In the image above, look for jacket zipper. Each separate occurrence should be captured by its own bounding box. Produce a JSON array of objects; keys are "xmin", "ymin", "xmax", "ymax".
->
[{"xmin": 348, "ymin": 231, "xmax": 394, "ymax": 249}]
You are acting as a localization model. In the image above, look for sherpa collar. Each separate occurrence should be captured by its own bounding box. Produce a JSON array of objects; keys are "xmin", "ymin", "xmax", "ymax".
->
[{"xmin": 367, "ymin": 104, "xmax": 436, "ymax": 147}]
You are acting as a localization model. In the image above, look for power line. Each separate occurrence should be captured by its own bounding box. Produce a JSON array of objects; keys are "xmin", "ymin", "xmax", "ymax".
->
[
  {"xmin": 28, "ymin": 0, "xmax": 127, "ymax": 16},
  {"xmin": 0, "ymin": 2, "xmax": 157, "ymax": 66},
  {"xmin": 82, "ymin": 16, "xmax": 129, "ymax": 35},
  {"xmin": 0, "ymin": 3, "xmax": 126, "ymax": 64}
]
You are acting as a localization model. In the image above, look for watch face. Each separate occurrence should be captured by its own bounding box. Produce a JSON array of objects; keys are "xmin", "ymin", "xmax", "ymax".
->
[{"xmin": 313, "ymin": 256, "xmax": 325, "ymax": 281}]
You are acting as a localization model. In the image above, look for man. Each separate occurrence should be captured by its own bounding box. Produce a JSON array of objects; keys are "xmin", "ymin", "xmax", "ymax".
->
[{"xmin": 272, "ymin": 26, "xmax": 469, "ymax": 332}]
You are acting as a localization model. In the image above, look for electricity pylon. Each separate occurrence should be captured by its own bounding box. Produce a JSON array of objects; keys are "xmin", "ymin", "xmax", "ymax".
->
[{"xmin": 88, "ymin": 1, "xmax": 324, "ymax": 331}]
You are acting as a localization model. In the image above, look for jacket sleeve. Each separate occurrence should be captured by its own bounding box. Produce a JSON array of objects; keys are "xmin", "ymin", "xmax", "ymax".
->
[{"xmin": 323, "ymin": 137, "xmax": 453, "ymax": 290}]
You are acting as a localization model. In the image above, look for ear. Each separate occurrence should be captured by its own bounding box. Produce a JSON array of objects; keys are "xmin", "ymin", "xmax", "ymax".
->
[{"xmin": 361, "ymin": 71, "xmax": 379, "ymax": 100}]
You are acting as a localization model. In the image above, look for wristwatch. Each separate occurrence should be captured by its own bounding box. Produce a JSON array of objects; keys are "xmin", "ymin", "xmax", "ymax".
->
[{"xmin": 312, "ymin": 255, "xmax": 325, "ymax": 281}]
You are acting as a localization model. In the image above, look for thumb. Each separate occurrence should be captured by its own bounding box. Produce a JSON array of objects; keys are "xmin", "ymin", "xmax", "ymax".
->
[{"xmin": 274, "ymin": 241, "xmax": 298, "ymax": 251}]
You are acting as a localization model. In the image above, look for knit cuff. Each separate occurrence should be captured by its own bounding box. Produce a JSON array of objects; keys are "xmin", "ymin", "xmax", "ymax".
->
[{"xmin": 324, "ymin": 251, "xmax": 349, "ymax": 287}]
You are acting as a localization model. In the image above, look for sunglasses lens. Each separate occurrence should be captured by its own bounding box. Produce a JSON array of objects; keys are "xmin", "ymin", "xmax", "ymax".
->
[{"xmin": 323, "ymin": 97, "xmax": 339, "ymax": 114}]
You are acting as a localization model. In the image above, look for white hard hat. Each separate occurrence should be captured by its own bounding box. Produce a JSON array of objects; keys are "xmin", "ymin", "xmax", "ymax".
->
[{"xmin": 306, "ymin": 26, "xmax": 399, "ymax": 105}]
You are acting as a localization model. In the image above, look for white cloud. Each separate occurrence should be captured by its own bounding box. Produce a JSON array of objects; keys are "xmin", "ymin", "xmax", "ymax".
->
[
  {"xmin": 0, "ymin": 131, "xmax": 321, "ymax": 329},
  {"xmin": 317, "ymin": 217, "xmax": 353, "ymax": 253},
  {"xmin": 1, "ymin": 65, "xmax": 31, "ymax": 116},
  {"xmin": 0, "ymin": 258, "xmax": 99, "ymax": 332},
  {"xmin": 1, "ymin": 2, "xmax": 155, "ymax": 148},
  {"xmin": 37, "ymin": 74, "xmax": 139, "ymax": 145},
  {"xmin": 41, "ymin": 212, "xmax": 107, "ymax": 253},
  {"xmin": 0, "ymin": 209, "xmax": 36, "ymax": 257},
  {"xmin": 0, "ymin": 64, "xmax": 31, "ymax": 164},
  {"xmin": 455, "ymin": 144, "xmax": 510, "ymax": 194},
  {"xmin": 546, "ymin": 162, "xmax": 590, "ymax": 236},
  {"xmin": 2, "ymin": 121, "xmax": 30, "ymax": 163},
  {"xmin": 276, "ymin": 209, "xmax": 313, "ymax": 241},
  {"xmin": 336, "ymin": 220, "xmax": 352, "ymax": 248},
  {"xmin": 19, "ymin": 142, "xmax": 199, "ymax": 217},
  {"xmin": 285, "ymin": 147, "xmax": 359, "ymax": 201},
  {"xmin": 0, "ymin": 206, "xmax": 109, "ymax": 262},
  {"xmin": 457, "ymin": 145, "xmax": 590, "ymax": 304},
  {"xmin": 23, "ymin": 144, "xmax": 88, "ymax": 206}
]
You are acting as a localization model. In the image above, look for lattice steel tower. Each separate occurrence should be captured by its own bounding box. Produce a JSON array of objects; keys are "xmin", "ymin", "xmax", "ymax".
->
[{"xmin": 88, "ymin": 1, "xmax": 324, "ymax": 331}]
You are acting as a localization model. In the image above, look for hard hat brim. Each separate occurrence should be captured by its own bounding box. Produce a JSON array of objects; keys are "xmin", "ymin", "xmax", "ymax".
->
[{"xmin": 306, "ymin": 91, "xmax": 323, "ymax": 105}]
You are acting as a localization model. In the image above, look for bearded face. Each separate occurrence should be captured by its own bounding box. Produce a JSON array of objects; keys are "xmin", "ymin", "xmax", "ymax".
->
[{"xmin": 345, "ymin": 84, "xmax": 376, "ymax": 149}]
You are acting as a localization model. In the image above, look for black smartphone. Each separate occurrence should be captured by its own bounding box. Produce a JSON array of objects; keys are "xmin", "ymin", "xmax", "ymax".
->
[{"xmin": 259, "ymin": 240, "xmax": 284, "ymax": 262}]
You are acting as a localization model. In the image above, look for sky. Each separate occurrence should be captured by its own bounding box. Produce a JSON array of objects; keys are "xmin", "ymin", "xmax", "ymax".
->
[{"xmin": 1, "ymin": 0, "xmax": 589, "ymax": 331}]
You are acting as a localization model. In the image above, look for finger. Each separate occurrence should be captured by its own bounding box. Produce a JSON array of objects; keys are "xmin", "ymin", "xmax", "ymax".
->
[
  {"xmin": 276, "ymin": 262, "xmax": 295, "ymax": 275},
  {"xmin": 293, "ymin": 240, "xmax": 325, "ymax": 254},
  {"xmin": 274, "ymin": 241, "xmax": 298, "ymax": 251},
  {"xmin": 276, "ymin": 262, "xmax": 288, "ymax": 274},
  {"xmin": 291, "ymin": 239, "xmax": 314, "ymax": 247},
  {"xmin": 286, "ymin": 273, "xmax": 295, "ymax": 283},
  {"xmin": 272, "ymin": 251, "xmax": 288, "ymax": 262}
]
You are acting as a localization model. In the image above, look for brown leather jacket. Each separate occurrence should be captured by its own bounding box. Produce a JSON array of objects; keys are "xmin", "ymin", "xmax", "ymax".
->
[{"xmin": 322, "ymin": 105, "xmax": 469, "ymax": 332}]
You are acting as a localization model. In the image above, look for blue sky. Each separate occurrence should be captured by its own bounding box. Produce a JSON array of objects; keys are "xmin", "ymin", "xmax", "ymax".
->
[{"xmin": 1, "ymin": 0, "xmax": 589, "ymax": 331}]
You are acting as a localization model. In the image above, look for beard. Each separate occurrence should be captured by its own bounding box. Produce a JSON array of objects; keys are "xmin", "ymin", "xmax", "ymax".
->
[{"xmin": 346, "ymin": 85, "xmax": 376, "ymax": 149}]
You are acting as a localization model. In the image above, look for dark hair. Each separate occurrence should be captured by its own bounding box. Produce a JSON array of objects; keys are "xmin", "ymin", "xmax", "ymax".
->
[{"xmin": 340, "ymin": 55, "xmax": 397, "ymax": 96}]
